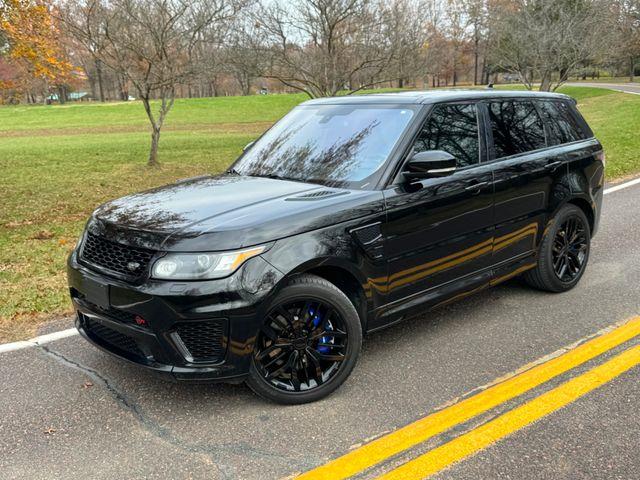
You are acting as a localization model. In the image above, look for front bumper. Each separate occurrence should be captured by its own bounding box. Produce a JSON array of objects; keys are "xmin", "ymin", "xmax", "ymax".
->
[{"xmin": 67, "ymin": 250, "xmax": 283, "ymax": 382}]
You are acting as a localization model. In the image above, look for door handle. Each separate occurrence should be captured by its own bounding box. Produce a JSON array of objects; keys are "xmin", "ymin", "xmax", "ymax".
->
[
  {"xmin": 464, "ymin": 181, "xmax": 489, "ymax": 193},
  {"xmin": 545, "ymin": 160, "xmax": 563, "ymax": 172}
]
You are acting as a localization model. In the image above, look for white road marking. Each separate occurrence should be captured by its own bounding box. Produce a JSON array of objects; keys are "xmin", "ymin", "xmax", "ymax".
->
[
  {"xmin": 0, "ymin": 175, "xmax": 639, "ymax": 354},
  {"xmin": 0, "ymin": 327, "xmax": 78, "ymax": 353},
  {"xmin": 604, "ymin": 176, "xmax": 640, "ymax": 195}
]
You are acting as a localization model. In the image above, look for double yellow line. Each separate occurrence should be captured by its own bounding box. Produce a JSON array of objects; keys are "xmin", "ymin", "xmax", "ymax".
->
[{"xmin": 296, "ymin": 316, "xmax": 640, "ymax": 480}]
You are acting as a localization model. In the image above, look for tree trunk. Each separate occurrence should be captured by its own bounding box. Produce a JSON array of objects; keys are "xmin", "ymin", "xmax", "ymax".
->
[
  {"xmin": 95, "ymin": 58, "xmax": 105, "ymax": 102},
  {"xmin": 630, "ymin": 56, "xmax": 635, "ymax": 83},
  {"xmin": 58, "ymin": 85, "xmax": 67, "ymax": 104},
  {"xmin": 539, "ymin": 73, "xmax": 551, "ymax": 92},
  {"xmin": 148, "ymin": 127, "xmax": 160, "ymax": 167},
  {"xmin": 473, "ymin": 35, "xmax": 479, "ymax": 85},
  {"xmin": 241, "ymin": 75, "xmax": 251, "ymax": 95}
]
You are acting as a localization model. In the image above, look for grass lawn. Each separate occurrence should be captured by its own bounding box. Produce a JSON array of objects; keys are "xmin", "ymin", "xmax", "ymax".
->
[{"xmin": 1, "ymin": 85, "xmax": 639, "ymax": 342}]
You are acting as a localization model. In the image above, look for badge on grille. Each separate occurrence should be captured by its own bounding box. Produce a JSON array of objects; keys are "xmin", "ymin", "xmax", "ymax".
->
[{"xmin": 127, "ymin": 262, "xmax": 141, "ymax": 272}]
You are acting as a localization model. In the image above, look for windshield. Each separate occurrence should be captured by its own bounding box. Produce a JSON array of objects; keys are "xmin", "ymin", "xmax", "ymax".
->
[{"xmin": 233, "ymin": 104, "xmax": 416, "ymax": 188}]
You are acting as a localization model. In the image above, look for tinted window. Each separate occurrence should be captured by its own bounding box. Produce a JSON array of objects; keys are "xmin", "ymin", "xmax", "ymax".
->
[
  {"xmin": 488, "ymin": 101, "xmax": 546, "ymax": 158},
  {"xmin": 412, "ymin": 103, "xmax": 480, "ymax": 168},
  {"xmin": 538, "ymin": 100, "xmax": 585, "ymax": 145},
  {"xmin": 234, "ymin": 105, "xmax": 416, "ymax": 188}
]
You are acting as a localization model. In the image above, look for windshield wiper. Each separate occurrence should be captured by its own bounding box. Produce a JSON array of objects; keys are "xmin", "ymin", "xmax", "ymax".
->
[{"xmin": 227, "ymin": 167, "xmax": 242, "ymax": 175}]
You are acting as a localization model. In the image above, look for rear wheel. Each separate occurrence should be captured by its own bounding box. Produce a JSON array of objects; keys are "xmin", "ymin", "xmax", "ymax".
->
[
  {"xmin": 524, "ymin": 204, "xmax": 591, "ymax": 292},
  {"xmin": 246, "ymin": 274, "xmax": 362, "ymax": 404}
]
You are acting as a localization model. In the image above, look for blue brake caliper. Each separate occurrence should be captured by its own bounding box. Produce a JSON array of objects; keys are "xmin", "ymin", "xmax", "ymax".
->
[{"xmin": 310, "ymin": 307, "xmax": 331, "ymax": 353}]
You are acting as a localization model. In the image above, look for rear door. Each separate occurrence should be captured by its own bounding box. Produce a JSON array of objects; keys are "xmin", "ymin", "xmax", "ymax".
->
[{"xmin": 485, "ymin": 99, "xmax": 564, "ymax": 270}]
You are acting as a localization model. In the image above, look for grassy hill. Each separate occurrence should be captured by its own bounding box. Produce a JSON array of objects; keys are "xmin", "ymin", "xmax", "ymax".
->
[{"xmin": 0, "ymin": 86, "xmax": 638, "ymax": 341}]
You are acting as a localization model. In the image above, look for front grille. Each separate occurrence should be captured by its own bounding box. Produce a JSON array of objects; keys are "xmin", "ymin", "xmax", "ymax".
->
[
  {"xmin": 80, "ymin": 231, "xmax": 155, "ymax": 278},
  {"xmin": 176, "ymin": 320, "xmax": 226, "ymax": 363},
  {"xmin": 84, "ymin": 318, "xmax": 145, "ymax": 358}
]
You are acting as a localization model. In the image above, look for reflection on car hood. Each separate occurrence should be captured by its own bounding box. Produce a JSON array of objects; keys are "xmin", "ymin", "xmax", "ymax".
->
[{"xmin": 91, "ymin": 174, "xmax": 383, "ymax": 251}]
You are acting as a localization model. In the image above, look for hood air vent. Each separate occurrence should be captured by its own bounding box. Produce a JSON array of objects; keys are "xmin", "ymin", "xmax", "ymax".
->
[{"xmin": 286, "ymin": 190, "xmax": 349, "ymax": 201}]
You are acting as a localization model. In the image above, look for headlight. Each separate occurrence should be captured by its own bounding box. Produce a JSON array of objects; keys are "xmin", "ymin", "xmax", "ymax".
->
[{"xmin": 151, "ymin": 245, "xmax": 267, "ymax": 280}]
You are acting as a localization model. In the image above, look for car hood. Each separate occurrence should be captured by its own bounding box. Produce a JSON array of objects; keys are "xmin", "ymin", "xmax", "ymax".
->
[{"xmin": 90, "ymin": 174, "xmax": 383, "ymax": 251}]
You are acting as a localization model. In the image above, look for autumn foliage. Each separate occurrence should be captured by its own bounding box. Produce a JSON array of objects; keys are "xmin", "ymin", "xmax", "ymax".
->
[{"xmin": 0, "ymin": 0, "xmax": 77, "ymax": 103}]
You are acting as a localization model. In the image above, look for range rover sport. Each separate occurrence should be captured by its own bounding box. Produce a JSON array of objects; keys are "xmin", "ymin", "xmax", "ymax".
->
[{"xmin": 67, "ymin": 90, "xmax": 604, "ymax": 404}]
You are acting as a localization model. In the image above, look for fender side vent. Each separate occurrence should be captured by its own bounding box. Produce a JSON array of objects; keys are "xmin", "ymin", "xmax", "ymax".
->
[{"xmin": 350, "ymin": 223, "xmax": 384, "ymax": 260}]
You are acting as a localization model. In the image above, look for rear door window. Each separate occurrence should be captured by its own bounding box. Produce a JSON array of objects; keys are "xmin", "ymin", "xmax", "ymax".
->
[
  {"xmin": 412, "ymin": 103, "xmax": 480, "ymax": 168},
  {"xmin": 538, "ymin": 100, "xmax": 586, "ymax": 145},
  {"xmin": 488, "ymin": 100, "xmax": 546, "ymax": 158}
]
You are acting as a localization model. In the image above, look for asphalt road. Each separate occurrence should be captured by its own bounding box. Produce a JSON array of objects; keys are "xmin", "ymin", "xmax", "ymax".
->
[
  {"xmin": 2, "ymin": 179, "xmax": 640, "ymax": 480},
  {"xmin": 566, "ymin": 81, "xmax": 640, "ymax": 95}
]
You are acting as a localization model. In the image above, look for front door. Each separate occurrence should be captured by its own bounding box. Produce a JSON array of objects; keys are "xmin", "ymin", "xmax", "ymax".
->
[{"xmin": 374, "ymin": 102, "xmax": 494, "ymax": 326}]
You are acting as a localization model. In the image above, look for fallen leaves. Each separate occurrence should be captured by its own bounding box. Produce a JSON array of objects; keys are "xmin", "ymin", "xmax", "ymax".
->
[
  {"xmin": 29, "ymin": 230, "xmax": 54, "ymax": 240},
  {"xmin": 4, "ymin": 220, "xmax": 33, "ymax": 228}
]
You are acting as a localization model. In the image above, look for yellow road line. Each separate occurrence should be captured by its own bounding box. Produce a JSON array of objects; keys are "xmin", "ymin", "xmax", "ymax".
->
[
  {"xmin": 295, "ymin": 316, "xmax": 640, "ymax": 480},
  {"xmin": 378, "ymin": 344, "xmax": 640, "ymax": 480}
]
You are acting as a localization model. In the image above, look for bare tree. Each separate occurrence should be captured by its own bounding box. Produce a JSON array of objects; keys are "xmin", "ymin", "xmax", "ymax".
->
[
  {"xmin": 381, "ymin": 0, "xmax": 433, "ymax": 89},
  {"xmin": 225, "ymin": 15, "xmax": 268, "ymax": 95},
  {"xmin": 611, "ymin": 0, "xmax": 640, "ymax": 82},
  {"xmin": 489, "ymin": 0, "xmax": 611, "ymax": 91},
  {"xmin": 463, "ymin": 0, "xmax": 488, "ymax": 85},
  {"xmin": 256, "ymin": 0, "xmax": 398, "ymax": 97},
  {"xmin": 62, "ymin": 0, "xmax": 244, "ymax": 166}
]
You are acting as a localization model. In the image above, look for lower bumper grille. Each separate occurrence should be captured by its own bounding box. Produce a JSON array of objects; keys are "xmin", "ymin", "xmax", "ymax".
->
[
  {"xmin": 175, "ymin": 320, "xmax": 227, "ymax": 363},
  {"xmin": 84, "ymin": 317, "xmax": 145, "ymax": 359},
  {"xmin": 83, "ymin": 301, "xmax": 139, "ymax": 326}
]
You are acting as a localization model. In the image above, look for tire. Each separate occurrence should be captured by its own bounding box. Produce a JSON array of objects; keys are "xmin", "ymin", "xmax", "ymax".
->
[
  {"xmin": 524, "ymin": 204, "xmax": 591, "ymax": 293},
  {"xmin": 246, "ymin": 274, "xmax": 363, "ymax": 404}
]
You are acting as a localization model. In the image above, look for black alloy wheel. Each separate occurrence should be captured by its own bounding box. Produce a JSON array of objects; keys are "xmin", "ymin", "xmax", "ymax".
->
[
  {"xmin": 552, "ymin": 216, "xmax": 588, "ymax": 282},
  {"xmin": 254, "ymin": 299, "xmax": 348, "ymax": 392},
  {"xmin": 246, "ymin": 274, "xmax": 362, "ymax": 404},
  {"xmin": 523, "ymin": 204, "xmax": 591, "ymax": 293}
]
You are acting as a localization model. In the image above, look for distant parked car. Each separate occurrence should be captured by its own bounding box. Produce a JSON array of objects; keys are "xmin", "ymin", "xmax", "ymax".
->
[
  {"xmin": 503, "ymin": 73, "xmax": 521, "ymax": 83},
  {"xmin": 68, "ymin": 90, "xmax": 604, "ymax": 403}
]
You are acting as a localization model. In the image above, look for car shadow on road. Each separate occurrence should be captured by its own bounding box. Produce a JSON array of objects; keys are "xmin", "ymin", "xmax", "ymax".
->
[
  {"xmin": 40, "ymin": 277, "xmax": 553, "ymax": 476},
  {"xmin": 60, "ymin": 277, "xmax": 540, "ymax": 408}
]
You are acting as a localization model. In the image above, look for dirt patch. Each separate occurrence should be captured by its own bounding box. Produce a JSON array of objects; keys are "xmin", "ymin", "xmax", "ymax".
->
[{"xmin": 1, "ymin": 121, "xmax": 273, "ymax": 138}]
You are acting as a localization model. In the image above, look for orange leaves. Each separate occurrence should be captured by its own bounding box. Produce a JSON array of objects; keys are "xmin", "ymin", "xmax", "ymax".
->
[{"xmin": 0, "ymin": 0, "xmax": 76, "ymax": 85}]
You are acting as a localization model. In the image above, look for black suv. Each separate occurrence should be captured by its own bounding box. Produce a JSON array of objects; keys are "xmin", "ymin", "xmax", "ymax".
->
[{"xmin": 68, "ymin": 90, "xmax": 604, "ymax": 404}]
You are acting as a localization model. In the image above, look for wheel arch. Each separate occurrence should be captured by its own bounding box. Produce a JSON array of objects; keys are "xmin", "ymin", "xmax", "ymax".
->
[
  {"xmin": 275, "ymin": 258, "xmax": 370, "ymax": 331},
  {"xmin": 566, "ymin": 197, "xmax": 595, "ymax": 234}
]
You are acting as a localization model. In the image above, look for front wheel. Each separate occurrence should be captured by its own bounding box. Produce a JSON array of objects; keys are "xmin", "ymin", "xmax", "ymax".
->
[
  {"xmin": 246, "ymin": 274, "xmax": 362, "ymax": 404},
  {"xmin": 524, "ymin": 204, "xmax": 591, "ymax": 292}
]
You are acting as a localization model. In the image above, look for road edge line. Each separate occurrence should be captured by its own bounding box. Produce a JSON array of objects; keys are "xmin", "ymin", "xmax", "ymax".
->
[
  {"xmin": 604, "ymin": 175, "xmax": 640, "ymax": 195},
  {"xmin": 0, "ymin": 328, "xmax": 78, "ymax": 353}
]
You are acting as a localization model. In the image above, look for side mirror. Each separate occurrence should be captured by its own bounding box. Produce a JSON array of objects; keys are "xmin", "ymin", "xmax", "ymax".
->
[{"xmin": 402, "ymin": 150, "xmax": 456, "ymax": 180}]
